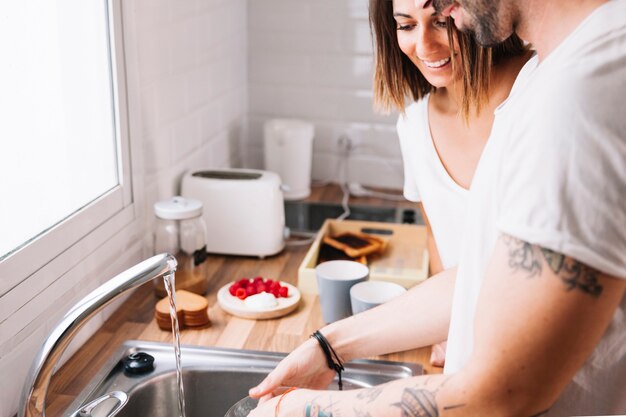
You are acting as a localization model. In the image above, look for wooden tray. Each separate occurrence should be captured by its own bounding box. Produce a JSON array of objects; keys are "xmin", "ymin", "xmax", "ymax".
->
[
  {"xmin": 217, "ymin": 282, "xmax": 301, "ymax": 320},
  {"xmin": 297, "ymin": 219, "xmax": 429, "ymax": 294}
]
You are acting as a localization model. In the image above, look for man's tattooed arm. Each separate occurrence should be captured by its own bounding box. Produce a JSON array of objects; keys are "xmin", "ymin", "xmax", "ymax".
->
[
  {"xmin": 502, "ymin": 235, "xmax": 603, "ymax": 297},
  {"xmin": 303, "ymin": 375, "xmax": 550, "ymax": 417}
]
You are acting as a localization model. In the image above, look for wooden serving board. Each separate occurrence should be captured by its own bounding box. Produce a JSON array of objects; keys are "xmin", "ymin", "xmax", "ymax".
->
[
  {"xmin": 217, "ymin": 282, "xmax": 301, "ymax": 320},
  {"xmin": 298, "ymin": 219, "xmax": 429, "ymax": 294}
]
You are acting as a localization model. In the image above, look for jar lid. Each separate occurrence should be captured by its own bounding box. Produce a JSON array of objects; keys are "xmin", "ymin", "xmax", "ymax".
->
[{"xmin": 154, "ymin": 197, "xmax": 203, "ymax": 220}]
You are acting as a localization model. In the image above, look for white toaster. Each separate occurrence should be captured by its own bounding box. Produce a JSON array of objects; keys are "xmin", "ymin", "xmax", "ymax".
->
[{"xmin": 181, "ymin": 168, "xmax": 285, "ymax": 258}]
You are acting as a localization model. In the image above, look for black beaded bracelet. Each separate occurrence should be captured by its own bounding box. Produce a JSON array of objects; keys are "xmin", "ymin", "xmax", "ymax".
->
[{"xmin": 311, "ymin": 330, "xmax": 345, "ymax": 390}]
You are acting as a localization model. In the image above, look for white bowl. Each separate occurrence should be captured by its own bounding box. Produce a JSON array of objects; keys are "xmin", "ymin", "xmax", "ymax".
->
[{"xmin": 350, "ymin": 281, "xmax": 407, "ymax": 315}]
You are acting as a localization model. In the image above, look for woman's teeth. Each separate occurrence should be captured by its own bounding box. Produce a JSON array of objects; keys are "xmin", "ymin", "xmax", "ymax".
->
[{"xmin": 423, "ymin": 57, "xmax": 451, "ymax": 68}]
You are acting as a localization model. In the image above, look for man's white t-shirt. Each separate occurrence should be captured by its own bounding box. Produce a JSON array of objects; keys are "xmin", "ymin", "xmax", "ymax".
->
[
  {"xmin": 445, "ymin": 1, "xmax": 626, "ymax": 414},
  {"xmin": 397, "ymin": 96, "xmax": 469, "ymax": 269}
]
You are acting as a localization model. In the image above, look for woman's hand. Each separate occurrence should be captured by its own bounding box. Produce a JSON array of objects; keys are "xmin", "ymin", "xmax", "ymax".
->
[
  {"xmin": 248, "ymin": 338, "xmax": 335, "ymax": 402},
  {"xmin": 247, "ymin": 388, "xmax": 307, "ymax": 417}
]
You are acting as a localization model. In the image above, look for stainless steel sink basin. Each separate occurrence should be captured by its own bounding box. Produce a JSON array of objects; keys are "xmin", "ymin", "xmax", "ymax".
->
[
  {"xmin": 62, "ymin": 340, "xmax": 422, "ymax": 417},
  {"xmin": 285, "ymin": 201, "xmax": 423, "ymax": 233}
]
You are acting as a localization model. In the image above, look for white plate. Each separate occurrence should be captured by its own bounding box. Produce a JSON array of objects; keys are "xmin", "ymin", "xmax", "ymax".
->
[{"xmin": 217, "ymin": 282, "xmax": 301, "ymax": 320}]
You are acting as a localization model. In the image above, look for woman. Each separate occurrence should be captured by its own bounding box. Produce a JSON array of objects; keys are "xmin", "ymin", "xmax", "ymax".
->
[
  {"xmin": 247, "ymin": 0, "xmax": 531, "ymax": 414},
  {"xmin": 374, "ymin": 0, "xmax": 528, "ymax": 366}
]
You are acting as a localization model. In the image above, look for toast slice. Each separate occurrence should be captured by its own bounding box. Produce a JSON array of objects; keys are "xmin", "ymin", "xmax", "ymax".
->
[
  {"xmin": 316, "ymin": 242, "xmax": 368, "ymax": 265},
  {"xmin": 322, "ymin": 232, "xmax": 384, "ymax": 258}
]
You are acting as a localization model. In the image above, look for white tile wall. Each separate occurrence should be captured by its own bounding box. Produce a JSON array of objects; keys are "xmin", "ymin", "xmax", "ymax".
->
[
  {"xmin": 245, "ymin": 0, "xmax": 403, "ymax": 189},
  {"xmin": 1, "ymin": 1, "xmax": 247, "ymax": 416},
  {"xmin": 138, "ymin": 0, "xmax": 248, "ymax": 231}
]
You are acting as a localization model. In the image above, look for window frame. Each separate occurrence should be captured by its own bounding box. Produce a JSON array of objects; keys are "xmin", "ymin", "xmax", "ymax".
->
[{"xmin": 0, "ymin": 0, "xmax": 138, "ymax": 297}]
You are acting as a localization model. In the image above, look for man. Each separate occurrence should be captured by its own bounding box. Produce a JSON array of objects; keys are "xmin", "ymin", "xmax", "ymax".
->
[
  {"xmin": 248, "ymin": 0, "xmax": 626, "ymax": 415},
  {"xmin": 430, "ymin": 0, "xmax": 626, "ymax": 413}
]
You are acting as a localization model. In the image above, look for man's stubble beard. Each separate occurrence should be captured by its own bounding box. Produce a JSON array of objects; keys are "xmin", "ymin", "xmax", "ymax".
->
[
  {"xmin": 468, "ymin": 6, "xmax": 504, "ymax": 46},
  {"xmin": 432, "ymin": 0, "xmax": 507, "ymax": 47}
]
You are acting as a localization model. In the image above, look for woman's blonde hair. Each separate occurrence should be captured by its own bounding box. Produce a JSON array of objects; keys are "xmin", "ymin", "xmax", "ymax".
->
[{"xmin": 369, "ymin": 0, "xmax": 526, "ymax": 119}]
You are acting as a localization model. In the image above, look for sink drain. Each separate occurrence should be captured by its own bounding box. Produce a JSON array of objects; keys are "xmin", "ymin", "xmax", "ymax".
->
[{"xmin": 123, "ymin": 352, "xmax": 155, "ymax": 375}]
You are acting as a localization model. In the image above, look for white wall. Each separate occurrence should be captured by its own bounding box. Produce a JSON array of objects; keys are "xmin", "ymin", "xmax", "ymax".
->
[
  {"xmin": 245, "ymin": 0, "xmax": 403, "ymax": 189},
  {"xmin": 0, "ymin": 1, "xmax": 247, "ymax": 416},
  {"xmin": 135, "ymin": 0, "xmax": 248, "ymax": 229}
]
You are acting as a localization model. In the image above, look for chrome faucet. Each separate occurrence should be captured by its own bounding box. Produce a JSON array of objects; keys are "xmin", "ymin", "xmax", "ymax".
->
[{"xmin": 18, "ymin": 253, "xmax": 177, "ymax": 417}]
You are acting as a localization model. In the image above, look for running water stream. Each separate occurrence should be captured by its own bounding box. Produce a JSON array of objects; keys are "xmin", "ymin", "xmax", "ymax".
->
[{"xmin": 163, "ymin": 272, "xmax": 187, "ymax": 417}]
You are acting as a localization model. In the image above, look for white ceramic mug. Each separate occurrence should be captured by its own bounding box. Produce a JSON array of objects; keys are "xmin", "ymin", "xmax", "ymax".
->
[
  {"xmin": 316, "ymin": 260, "xmax": 369, "ymax": 323},
  {"xmin": 350, "ymin": 280, "xmax": 406, "ymax": 315}
]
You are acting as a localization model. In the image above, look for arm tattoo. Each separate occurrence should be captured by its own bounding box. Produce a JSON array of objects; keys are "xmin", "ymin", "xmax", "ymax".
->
[
  {"xmin": 540, "ymin": 247, "xmax": 603, "ymax": 296},
  {"xmin": 392, "ymin": 378, "xmax": 465, "ymax": 417},
  {"xmin": 356, "ymin": 387, "xmax": 382, "ymax": 403},
  {"xmin": 353, "ymin": 408, "xmax": 372, "ymax": 417},
  {"xmin": 502, "ymin": 235, "xmax": 542, "ymax": 277},
  {"xmin": 394, "ymin": 387, "xmax": 438, "ymax": 417},
  {"xmin": 443, "ymin": 403, "xmax": 467, "ymax": 411},
  {"xmin": 503, "ymin": 235, "xmax": 603, "ymax": 297},
  {"xmin": 305, "ymin": 395, "xmax": 336, "ymax": 417}
]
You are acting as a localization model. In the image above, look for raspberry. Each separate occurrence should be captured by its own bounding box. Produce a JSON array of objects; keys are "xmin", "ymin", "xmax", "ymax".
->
[
  {"xmin": 278, "ymin": 286, "xmax": 288, "ymax": 298},
  {"xmin": 270, "ymin": 281, "xmax": 281, "ymax": 291},
  {"xmin": 235, "ymin": 288, "xmax": 247, "ymax": 300},
  {"xmin": 228, "ymin": 284, "xmax": 239, "ymax": 296}
]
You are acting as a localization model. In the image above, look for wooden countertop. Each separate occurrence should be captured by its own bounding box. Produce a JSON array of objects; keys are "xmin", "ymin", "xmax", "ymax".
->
[{"xmin": 45, "ymin": 185, "xmax": 441, "ymax": 416}]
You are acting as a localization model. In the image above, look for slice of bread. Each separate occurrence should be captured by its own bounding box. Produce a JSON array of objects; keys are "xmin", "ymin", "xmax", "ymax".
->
[
  {"xmin": 322, "ymin": 232, "xmax": 384, "ymax": 258},
  {"xmin": 316, "ymin": 242, "xmax": 368, "ymax": 265}
]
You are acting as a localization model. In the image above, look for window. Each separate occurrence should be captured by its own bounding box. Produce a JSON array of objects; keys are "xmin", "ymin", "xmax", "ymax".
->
[{"xmin": 0, "ymin": 0, "xmax": 134, "ymax": 293}]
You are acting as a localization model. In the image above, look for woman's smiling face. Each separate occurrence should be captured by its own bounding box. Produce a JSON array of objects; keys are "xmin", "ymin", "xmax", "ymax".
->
[{"xmin": 393, "ymin": 0, "xmax": 460, "ymax": 88}]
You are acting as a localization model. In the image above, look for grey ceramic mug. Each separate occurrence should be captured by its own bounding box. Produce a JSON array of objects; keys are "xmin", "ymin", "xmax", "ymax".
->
[
  {"xmin": 316, "ymin": 260, "xmax": 369, "ymax": 323},
  {"xmin": 350, "ymin": 280, "xmax": 407, "ymax": 315}
]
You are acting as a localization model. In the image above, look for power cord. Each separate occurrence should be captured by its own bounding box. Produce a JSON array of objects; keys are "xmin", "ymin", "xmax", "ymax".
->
[
  {"xmin": 284, "ymin": 228, "xmax": 317, "ymax": 247},
  {"xmin": 306, "ymin": 134, "xmax": 405, "ymax": 231},
  {"xmin": 336, "ymin": 181, "xmax": 351, "ymax": 221}
]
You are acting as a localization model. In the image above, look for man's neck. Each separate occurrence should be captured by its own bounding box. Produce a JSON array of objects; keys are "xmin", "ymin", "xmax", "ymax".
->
[{"xmin": 516, "ymin": 0, "xmax": 609, "ymax": 61}]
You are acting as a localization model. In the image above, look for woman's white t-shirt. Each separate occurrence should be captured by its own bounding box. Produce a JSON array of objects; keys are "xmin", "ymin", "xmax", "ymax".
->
[{"xmin": 397, "ymin": 96, "xmax": 469, "ymax": 269}]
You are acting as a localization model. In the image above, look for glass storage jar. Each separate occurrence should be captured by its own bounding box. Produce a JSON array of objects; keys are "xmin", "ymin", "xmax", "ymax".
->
[{"xmin": 153, "ymin": 196, "xmax": 208, "ymax": 297}]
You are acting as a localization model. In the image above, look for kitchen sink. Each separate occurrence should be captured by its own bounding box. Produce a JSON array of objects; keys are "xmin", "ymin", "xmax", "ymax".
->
[
  {"xmin": 62, "ymin": 340, "xmax": 422, "ymax": 417},
  {"xmin": 285, "ymin": 201, "xmax": 423, "ymax": 234}
]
